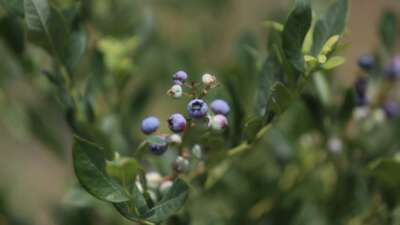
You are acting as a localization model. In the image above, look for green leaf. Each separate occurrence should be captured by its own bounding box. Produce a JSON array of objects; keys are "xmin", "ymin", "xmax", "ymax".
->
[
  {"xmin": 243, "ymin": 116, "xmax": 265, "ymax": 143},
  {"xmin": 379, "ymin": 10, "xmax": 397, "ymax": 53},
  {"xmin": 115, "ymin": 178, "xmax": 189, "ymax": 224},
  {"xmin": 146, "ymin": 136, "xmax": 167, "ymax": 145},
  {"xmin": 106, "ymin": 155, "xmax": 141, "ymax": 183},
  {"xmin": 263, "ymin": 21, "xmax": 284, "ymax": 32},
  {"xmin": 114, "ymin": 183, "xmax": 150, "ymax": 222},
  {"xmin": 311, "ymin": 0, "xmax": 349, "ymax": 55},
  {"xmin": 64, "ymin": 28, "xmax": 87, "ymax": 70},
  {"xmin": 0, "ymin": 15, "xmax": 25, "ymax": 55},
  {"xmin": 0, "ymin": 0, "xmax": 24, "ymax": 17},
  {"xmin": 144, "ymin": 178, "xmax": 189, "ymax": 223},
  {"xmin": 255, "ymin": 57, "xmax": 282, "ymax": 116},
  {"xmin": 369, "ymin": 156, "xmax": 400, "ymax": 188},
  {"xmin": 321, "ymin": 56, "xmax": 345, "ymax": 70},
  {"xmin": 313, "ymin": 72, "xmax": 330, "ymax": 106},
  {"xmin": 24, "ymin": 0, "xmax": 68, "ymax": 60},
  {"xmin": 265, "ymin": 82, "xmax": 294, "ymax": 117},
  {"xmin": 73, "ymin": 136, "xmax": 130, "ymax": 203},
  {"xmin": 282, "ymin": 0, "xmax": 312, "ymax": 72},
  {"xmin": 24, "ymin": 0, "xmax": 83, "ymax": 72}
]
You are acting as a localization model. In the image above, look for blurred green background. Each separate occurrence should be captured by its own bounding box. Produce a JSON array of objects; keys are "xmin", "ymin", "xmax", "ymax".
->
[{"xmin": 1, "ymin": 0, "xmax": 400, "ymax": 225}]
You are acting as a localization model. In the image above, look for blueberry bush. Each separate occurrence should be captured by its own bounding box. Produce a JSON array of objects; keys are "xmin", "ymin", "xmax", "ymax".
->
[{"xmin": 1, "ymin": 0, "xmax": 400, "ymax": 225}]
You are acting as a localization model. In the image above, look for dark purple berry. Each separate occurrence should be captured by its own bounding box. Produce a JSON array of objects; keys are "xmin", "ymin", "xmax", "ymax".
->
[
  {"xmin": 355, "ymin": 94, "xmax": 369, "ymax": 107},
  {"xmin": 168, "ymin": 113, "xmax": 187, "ymax": 133},
  {"xmin": 354, "ymin": 77, "xmax": 368, "ymax": 97},
  {"xmin": 149, "ymin": 137, "xmax": 168, "ymax": 155},
  {"xmin": 187, "ymin": 99, "xmax": 208, "ymax": 119},
  {"xmin": 358, "ymin": 55, "xmax": 374, "ymax": 71},
  {"xmin": 382, "ymin": 101, "xmax": 400, "ymax": 119}
]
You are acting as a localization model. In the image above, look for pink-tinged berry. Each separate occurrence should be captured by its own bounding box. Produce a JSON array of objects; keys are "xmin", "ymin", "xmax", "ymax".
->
[{"xmin": 209, "ymin": 114, "xmax": 228, "ymax": 131}]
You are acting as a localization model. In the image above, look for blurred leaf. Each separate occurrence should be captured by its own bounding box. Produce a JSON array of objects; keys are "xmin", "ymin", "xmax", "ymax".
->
[
  {"xmin": 143, "ymin": 178, "xmax": 189, "ymax": 223},
  {"xmin": 243, "ymin": 116, "xmax": 264, "ymax": 143},
  {"xmin": 266, "ymin": 82, "xmax": 294, "ymax": 118},
  {"xmin": 24, "ymin": 0, "xmax": 69, "ymax": 66},
  {"xmin": 337, "ymin": 88, "xmax": 354, "ymax": 126},
  {"xmin": 311, "ymin": 0, "xmax": 348, "ymax": 55},
  {"xmin": 263, "ymin": 21, "xmax": 284, "ymax": 32},
  {"xmin": 255, "ymin": 57, "xmax": 282, "ymax": 116},
  {"xmin": 313, "ymin": 73, "xmax": 330, "ymax": 106},
  {"xmin": 0, "ymin": 0, "xmax": 24, "ymax": 17},
  {"xmin": 379, "ymin": 10, "xmax": 397, "ymax": 53},
  {"xmin": 369, "ymin": 156, "xmax": 400, "ymax": 189},
  {"xmin": 282, "ymin": 0, "xmax": 312, "ymax": 73},
  {"xmin": 24, "ymin": 0, "xmax": 86, "ymax": 72},
  {"xmin": 64, "ymin": 27, "xmax": 87, "ymax": 71},
  {"xmin": 27, "ymin": 107, "xmax": 65, "ymax": 158},
  {"xmin": 73, "ymin": 136, "xmax": 130, "ymax": 203},
  {"xmin": 0, "ymin": 15, "xmax": 25, "ymax": 55},
  {"xmin": 115, "ymin": 178, "xmax": 189, "ymax": 224}
]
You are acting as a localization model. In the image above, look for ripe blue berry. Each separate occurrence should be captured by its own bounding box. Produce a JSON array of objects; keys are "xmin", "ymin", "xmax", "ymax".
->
[
  {"xmin": 149, "ymin": 137, "xmax": 168, "ymax": 155},
  {"xmin": 358, "ymin": 55, "xmax": 375, "ymax": 71},
  {"xmin": 141, "ymin": 116, "xmax": 160, "ymax": 135},
  {"xmin": 173, "ymin": 71, "xmax": 188, "ymax": 83},
  {"xmin": 384, "ymin": 56, "xmax": 400, "ymax": 80},
  {"xmin": 168, "ymin": 113, "xmax": 187, "ymax": 133},
  {"xmin": 187, "ymin": 99, "xmax": 208, "ymax": 118},
  {"xmin": 382, "ymin": 101, "xmax": 400, "ymax": 119},
  {"xmin": 210, "ymin": 99, "xmax": 230, "ymax": 115}
]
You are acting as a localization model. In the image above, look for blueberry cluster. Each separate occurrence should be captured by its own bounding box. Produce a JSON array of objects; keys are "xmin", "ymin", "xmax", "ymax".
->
[
  {"xmin": 355, "ymin": 54, "xmax": 400, "ymax": 119},
  {"xmin": 139, "ymin": 70, "xmax": 230, "ymax": 175}
]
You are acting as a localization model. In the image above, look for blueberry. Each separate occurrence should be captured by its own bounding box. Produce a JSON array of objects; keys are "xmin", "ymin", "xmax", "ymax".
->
[
  {"xmin": 209, "ymin": 114, "xmax": 228, "ymax": 131},
  {"xmin": 168, "ymin": 113, "xmax": 187, "ymax": 133},
  {"xmin": 384, "ymin": 56, "xmax": 400, "ymax": 80},
  {"xmin": 354, "ymin": 77, "xmax": 368, "ymax": 97},
  {"xmin": 358, "ymin": 55, "xmax": 375, "ymax": 71},
  {"xmin": 149, "ymin": 137, "xmax": 168, "ymax": 155},
  {"xmin": 355, "ymin": 94, "xmax": 369, "ymax": 107},
  {"xmin": 141, "ymin": 116, "xmax": 160, "ymax": 135},
  {"xmin": 187, "ymin": 99, "xmax": 208, "ymax": 118},
  {"xmin": 173, "ymin": 71, "xmax": 188, "ymax": 83},
  {"xmin": 382, "ymin": 101, "xmax": 400, "ymax": 119},
  {"xmin": 210, "ymin": 99, "xmax": 230, "ymax": 115}
]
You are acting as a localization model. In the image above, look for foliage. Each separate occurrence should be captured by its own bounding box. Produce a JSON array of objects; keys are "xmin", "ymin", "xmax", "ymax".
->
[{"xmin": 2, "ymin": 1, "xmax": 400, "ymax": 225}]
